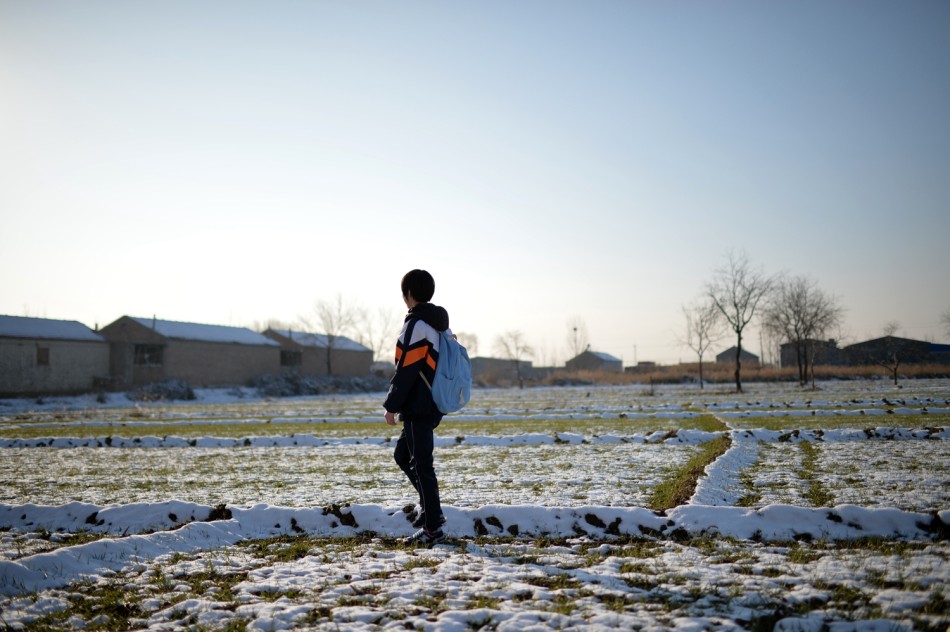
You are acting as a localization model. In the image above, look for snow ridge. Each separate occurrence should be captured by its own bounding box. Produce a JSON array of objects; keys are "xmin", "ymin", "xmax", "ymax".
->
[
  {"xmin": 0, "ymin": 426, "xmax": 946, "ymax": 449},
  {"xmin": 2, "ymin": 501, "xmax": 947, "ymax": 597},
  {"xmin": 690, "ymin": 431, "xmax": 762, "ymax": 506}
]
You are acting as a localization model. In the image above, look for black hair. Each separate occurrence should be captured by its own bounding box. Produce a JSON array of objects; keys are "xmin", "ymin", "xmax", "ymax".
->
[{"xmin": 401, "ymin": 269, "xmax": 435, "ymax": 303}]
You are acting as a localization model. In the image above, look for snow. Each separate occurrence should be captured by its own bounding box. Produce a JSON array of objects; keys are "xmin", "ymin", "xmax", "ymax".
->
[
  {"xmin": 267, "ymin": 328, "xmax": 370, "ymax": 352},
  {"xmin": 0, "ymin": 315, "xmax": 104, "ymax": 342},
  {"xmin": 0, "ymin": 501, "xmax": 944, "ymax": 597},
  {"xmin": 0, "ymin": 380, "xmax": 948, "ymax": 629},
  {"xmin": 128, "ymin": 317, "xmax": 279, "ymax": 346}
]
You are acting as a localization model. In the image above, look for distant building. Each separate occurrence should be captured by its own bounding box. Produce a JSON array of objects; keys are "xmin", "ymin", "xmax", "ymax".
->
[
  {"xmin": 625, "ymin": 361, "xmax": 657, "ymax": 374},
  {"xmin": 715, "ymin": 347, "xmax": 760, "ymax": 366},
  {"xmin": 0, "ymin": 315, "xmax": 110, "ymax": 396},
  {"xmin": 263, "ymin": 329, "xmax": 372, "ymax": 377},
  {"xmin": 565, "ymin": 350, "xmax": 623, "ymax": 373},
  {"xmin": 843, "ymin": 336, "xmax": 950, "ymax": 366},
  {"xmin": 932, "ymin": 343, "xmax": 950, "ymax": 365},
  {"xmin": 99, "ymin": 316, "xmax": 280, "ymax": 388},
  {"xmin": 471, "ymin": 356, "xmax": 533, "ymax": 382},
  {"xmin": 780, "ymin": 339, "xmax": 844, "ymax": 368}
]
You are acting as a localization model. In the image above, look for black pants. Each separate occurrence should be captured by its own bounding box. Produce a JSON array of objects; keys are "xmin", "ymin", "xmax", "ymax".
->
[{"xmin": 393, "ymin": 419, "xmax": 443, "ymax": 531}]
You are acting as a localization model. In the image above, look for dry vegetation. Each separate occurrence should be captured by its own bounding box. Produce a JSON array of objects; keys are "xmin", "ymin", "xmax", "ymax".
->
[{"xmin": 524, "ymin": 363, "xmax": 950, "ymax": 388}]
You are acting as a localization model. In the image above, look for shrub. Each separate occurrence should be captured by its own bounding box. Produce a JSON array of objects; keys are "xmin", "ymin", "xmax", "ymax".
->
[
  {"xmin": 249, "ymin": 373, "xmax": 389, "ymax": 397},
  {"xmin": 128, "ymin": 380, "xmax": 196, "ymax": 402},
  {"xmin": 541, "ymin": 363, "xmax": 950, "ymax": 388}
]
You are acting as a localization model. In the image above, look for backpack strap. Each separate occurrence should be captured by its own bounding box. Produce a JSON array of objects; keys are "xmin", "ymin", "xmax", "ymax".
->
[{"xmin": 420, "ymin": 329, "xmax": 451, "ymax": 392}]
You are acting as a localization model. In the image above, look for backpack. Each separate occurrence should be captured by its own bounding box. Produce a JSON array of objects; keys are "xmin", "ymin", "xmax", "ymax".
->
[{"xmin": 424, "ymin": 329, "xmax": 472, "ymax": 414}]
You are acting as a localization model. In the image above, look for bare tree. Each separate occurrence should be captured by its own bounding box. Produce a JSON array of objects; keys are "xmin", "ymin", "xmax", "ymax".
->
[
  {"xmin": 681, "ymin": 298, "xmax": 725, "ymax": 389},
  {"xmin": 706, "ymin": 251, "xmax": 774, "ymax": 393},
  {"xmin": 871, "ymin": 335, "xmax": 908, "ymax": 386},
  {"xmin": 566, "ymin": 316, "xmax": 589, "ymax": 360},
  {"xmin": 943, "ymin": 309, "xmax": 950, "ymax": 339},
  {"xmin": 247, "ymin": 318, "xmax": 294, "ymax": 333},
  {"xmin": 533, "ymin": 340, "xmax": 561, "ymax": 368},
  {"xmin": 356, "ymin": 306, "xmax": 401, "ymax": 363},
  {"xmin": 873, "ymin": 322, "xmax": 905, "ymax": 385},
  {"xmin": 494, "ymin": 330, "xmax": 534, "ymax": 388},
  {"xmin": 759, "ymin": 325, "xmax": 782, "ymax": 368},
  {"xmin": 763, "ymin": 276, "xmax": 844, "ymax": 388},
  {"xmin": 882, "ymin": 321, "xmax": 901, "ymax": 337},
  {"xmin": 299, "ymin": 294, "xmax": 364, "ymax": 376},
  {"xmin": 455, "ymin": 332, "xmax": 479, "ymax": 357}
]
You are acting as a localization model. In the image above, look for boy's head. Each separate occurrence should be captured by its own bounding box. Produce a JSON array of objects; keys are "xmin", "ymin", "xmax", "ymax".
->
[{"xmin": 401, "ymin": 269, "xmax": 435, "ymax": 303}]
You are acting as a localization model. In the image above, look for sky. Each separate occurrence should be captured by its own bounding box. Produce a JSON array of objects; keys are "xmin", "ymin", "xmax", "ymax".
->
[{"xmin": 2, "ymin": 1, "xmax": 948, "ymax": 365}]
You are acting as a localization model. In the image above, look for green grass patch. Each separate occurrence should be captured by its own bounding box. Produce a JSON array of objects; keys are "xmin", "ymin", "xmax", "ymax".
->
[
  {"xmin": 403, "ymin": 557, "xmax": 442, "ymax": 572},
  {"xmin": 467, "ymin": 595, "xmax": 502, "ymax": 609},
  {"xmin": 0, "ymin": 414, "xmax": 720, "ymax": 441},
  {"xmin": 685, "ymin": 411, "xmax": 730, "ymax": 432},
  {"xmin": 798, "ymin": 442, "xmax": 834, "ymax": 507},
  {"xmin": 577, "ymin": 537, "xmax": 664, "ymax": 560},
  {"xmin": 238, "ymin": 534, "xmax": 318, "ymax": 563},
  {"xmin": 619, "ymin": 561, "xmax": 655, "ymax": 577},
  {"xmin": 727, "ymin": 412, "xmax": 950, "ymax": 431},
  {"xmin": 786, "ymin": 545, "xmax": 823, "ymax": 565},
  {"xmin": 413, "ymin": 592, "xmax": 449, "ymax": 614},
  {"xmin": 181, "ymin": 564, "xmax": 249, "ymax": 601},
  {"xmin": 0, "ymin": 420, "xmax": 389, "ymax": 441},
  {"xmin": 236, "ymin": 533, "xmax": 395, "ymax": 565},
  {"xmin": 445, "ymin": 416, "xmax": 712, "ymax": 437},
  {"xmin": 64, "ymin": 581, "xmax": 142, "ymax": 631},
  {"xmin": 647, "ymin": 435, "xmax": 732, "ymax": 511},
  {"xmin": 521, "ymin": 573, "xmax": 582, "ymax": 590}
]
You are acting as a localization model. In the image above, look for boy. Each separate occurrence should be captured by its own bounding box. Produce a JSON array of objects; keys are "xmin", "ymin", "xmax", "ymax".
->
[{"xmin": 383, "ymin": 269, "xmax": 450, "ymax": 547}]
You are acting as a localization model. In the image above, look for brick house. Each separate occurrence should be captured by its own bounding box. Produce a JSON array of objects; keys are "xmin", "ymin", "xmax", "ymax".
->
[
  {"xmin": 263, "ymin": 329, "xmax": 373, "ymax": 377},
  {"xmin": 0, "ymin": 315, "xmax": 110, "ymax": 396},
  {"xmin": 715, "ymin": 347, "xmax": 760, "ymax": 366},
  {"xmin": 471, "ymin": 356, "xmax": 534, "ymax": 382},
  {"xmin": 565, "ymin": 350, "xmax": 623, "ymax": 373},
  {"xmin": 843, "ymin": 336, "xmax": 950, "ymax": 366},
  {"xmin": 780, "ymin": 339, "xmax": 844, "ymax": 368},
  {"xmin": 99, "ymin": 316, "xmax": 280, "ymax": 388}
]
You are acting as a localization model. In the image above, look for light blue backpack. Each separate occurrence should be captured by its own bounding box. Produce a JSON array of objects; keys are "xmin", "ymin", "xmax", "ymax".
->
[{"xmin": 424, "ymin": 330, "xmax": 472, "ymax": 414}]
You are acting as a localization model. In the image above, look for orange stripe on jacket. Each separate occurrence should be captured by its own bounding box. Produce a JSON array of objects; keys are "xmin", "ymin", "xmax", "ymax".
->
[{"xmin": 402, "ymin": 346, "xmax": 428, "ymax": 367}]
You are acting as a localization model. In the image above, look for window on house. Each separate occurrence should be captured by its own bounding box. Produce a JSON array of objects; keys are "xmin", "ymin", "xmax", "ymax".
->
[
  {"xmin": 134, "ymin": 344, "xmax": 164, "ymax": 366},
  {"xmin": 36, "ymin": 347, "xmax": 50, "ymax": 366},
  {"xmin": 281, "ymin": 350, "xmax": 303, "ymax": 367}
]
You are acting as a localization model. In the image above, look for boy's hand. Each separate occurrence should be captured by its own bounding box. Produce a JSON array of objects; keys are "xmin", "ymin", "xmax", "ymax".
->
[{"xmin": 384, "ymin": 411, "xmax": 397, "ymax": 426}]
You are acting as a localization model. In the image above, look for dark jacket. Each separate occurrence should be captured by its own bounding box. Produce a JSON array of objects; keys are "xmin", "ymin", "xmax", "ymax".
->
[{"xmin": 383, "ymin": 302, "xmax": 450, "ymax": 425}]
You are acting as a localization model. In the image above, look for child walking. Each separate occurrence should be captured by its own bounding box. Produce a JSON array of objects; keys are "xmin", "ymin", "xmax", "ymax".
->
[{"xmin": 383, "ymin": 269, "xmax": 450, "ymax": 547}]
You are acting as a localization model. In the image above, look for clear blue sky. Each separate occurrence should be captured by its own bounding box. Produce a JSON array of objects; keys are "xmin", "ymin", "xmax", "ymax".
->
[{"xmin": 2, "ymin": 1, "xmax": 948, "ymax": 365}]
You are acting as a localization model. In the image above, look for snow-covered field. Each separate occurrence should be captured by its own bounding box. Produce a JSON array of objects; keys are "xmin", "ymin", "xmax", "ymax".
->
[{"xmin": 1, "ymin": 379, "xmax": 948, "ymax": 630}]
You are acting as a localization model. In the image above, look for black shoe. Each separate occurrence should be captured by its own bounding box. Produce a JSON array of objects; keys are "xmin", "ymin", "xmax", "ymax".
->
[
  {"xmin": 411, "ymin": 512, "xmax": 447, "ymax": 529},
  {"xmin": 404, "ymin": 527, "xmax": 447, "ymax": 548}
]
